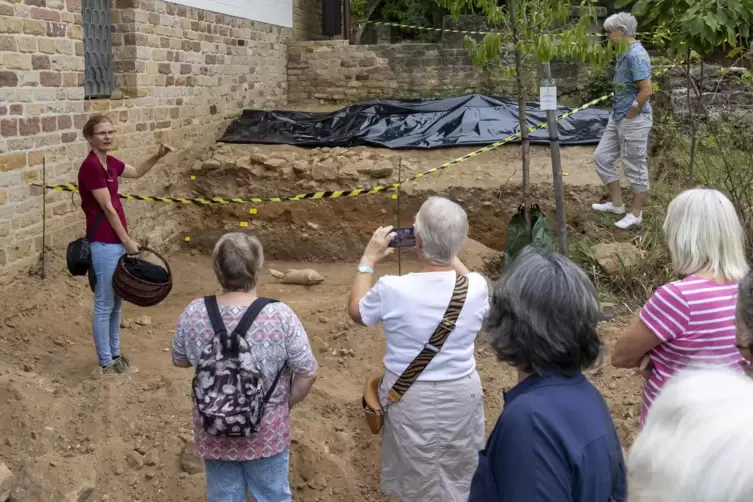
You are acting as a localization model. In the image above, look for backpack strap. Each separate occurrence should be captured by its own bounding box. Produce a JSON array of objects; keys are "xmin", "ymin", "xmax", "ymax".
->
[
  {"xmin": 386, "ymin": 273, "xmax": 469, "ymax": 403},
  {"xmin": 203, "ymin": 295, "xmax": 227, "ymax": 336},
  {"xmin": 235, "ymin": 298, "xmax": 282, "ymax": 404},
  {"xmin": 263, "ymin": 366, "xmax": 284, "ymax": 405},
  {"xmin": 86, "ymin": 209, "xmax": 105, "ymax": 242},
  {"xmin": 232, "ymin": 298, "xmax": 278, "ymax": 338}
]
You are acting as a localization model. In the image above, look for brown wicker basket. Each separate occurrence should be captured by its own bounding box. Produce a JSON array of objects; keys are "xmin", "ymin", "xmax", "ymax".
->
[{"xmin": 113, "ymin": 247, "xmax": 172, "ymax": 307}]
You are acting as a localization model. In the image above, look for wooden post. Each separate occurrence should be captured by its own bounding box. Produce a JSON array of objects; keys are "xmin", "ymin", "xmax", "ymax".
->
[
  {"xmin": 508, "ymin": 0, "xmax": 532, "ymax": 241},
  {"xmin": 542, "ymin": 61, "xmax": 568, "ymax": 255},
  {"xmin": 41, "ymin": 156, "xmax": 47, "ymax": 279}
]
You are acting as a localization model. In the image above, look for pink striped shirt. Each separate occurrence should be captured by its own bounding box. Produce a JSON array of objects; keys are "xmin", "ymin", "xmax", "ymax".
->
[{"xmin": 639, "ymin": 276, "xmax": 744, "ymax": 426}]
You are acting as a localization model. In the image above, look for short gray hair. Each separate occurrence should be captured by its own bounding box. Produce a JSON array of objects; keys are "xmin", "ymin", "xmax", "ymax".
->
[
  {"xmin": 663, "ymin": 188, "xmax": 749, "ymax": 282},
  {"xmin": 485, "ymin": 246, "xmax": 602, "ymax": 375},
  {"xmin": 628, "ymin": 369, "xmax": 753, "ymax": 502},
  {"xmin": 212, "ymin": 232, "xmax": 264, "ymax": 292},
  {"xmin": 414, "ymin": 196, "xmax": 468, "ymax": 265},
  {"xmin": 603, "ymin": 12, "xmax": 638, "ymax": 37}
]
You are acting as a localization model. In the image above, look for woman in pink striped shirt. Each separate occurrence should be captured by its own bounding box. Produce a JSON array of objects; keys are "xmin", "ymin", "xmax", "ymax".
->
[{"xmin": 612, "ymin": 188, "xmax": 749, "ymax": 427}]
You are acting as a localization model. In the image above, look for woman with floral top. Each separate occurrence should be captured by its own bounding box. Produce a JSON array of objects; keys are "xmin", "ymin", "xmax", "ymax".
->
[{"xmin": 172, "ymin": 232, "xmax": 318, "ymax": 502}]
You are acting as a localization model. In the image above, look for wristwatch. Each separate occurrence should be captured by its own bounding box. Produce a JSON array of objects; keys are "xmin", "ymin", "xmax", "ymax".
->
[
  {"xmin": 631, "ymin": 100, "xmax": 641, "ymax": 111},
  {"xmin": 357, "ymin": 263, "xmax": 374, "ymax": 274}
]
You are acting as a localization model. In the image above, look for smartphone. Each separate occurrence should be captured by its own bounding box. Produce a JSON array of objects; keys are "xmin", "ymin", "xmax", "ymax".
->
[{"xmin": 389, "ymin": 227, "xmax": 416, "ymax": 248}]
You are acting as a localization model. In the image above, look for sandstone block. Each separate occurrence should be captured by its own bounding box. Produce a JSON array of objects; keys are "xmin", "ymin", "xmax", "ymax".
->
[
  {"xmin": 311, "ymin": 159, "xmax": 337, "ymax": 181},
  {"xmin": 125, "ymin": 451, "xmax": 143, "ymax": 470},
  {"xmin": 0, "ymin": 463, "xmax": 15, "ymax": 502},
  {"xmin": 180, "ymin": 440, "xmax": 203, "ymax": 475},
  {"xmin": 369, "ymin": 159, "xmax": 394, "ymax": 178},
  {"xmin": 0, "ymin": 153, "xmax": 26, "ymax": 172},
  {"xmin": 590, "ymin": 242, "xmax": 644, "ymax": 277},
  {"xmin": 201, "ymin": 159, "xmax": 221, "ymax": 171},
  {"xmin": 11, "ymin": 454, "xmax": 95, "ymax": 502}
]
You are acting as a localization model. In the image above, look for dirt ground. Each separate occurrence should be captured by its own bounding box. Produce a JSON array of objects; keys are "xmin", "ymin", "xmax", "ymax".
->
[{"xmin": 0, "ymin": 142, "xmax": 645, "ymax": 501}]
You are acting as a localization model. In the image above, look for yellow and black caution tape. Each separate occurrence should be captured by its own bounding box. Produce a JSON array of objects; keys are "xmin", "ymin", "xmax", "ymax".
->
[
  {"xmin": 33, "ymin": 65, "xmax": 675, "ymax": 205},
  {"xmin": 31, "ymin": 95, "xmax": 610, "ymax": 205},
  {"xmin": 364, "ymin": 19, "xmax": 658, "ymax": 39},
  {"xmin": 365, "ymin": 20, "xmax": 496, "ymax": 36}
]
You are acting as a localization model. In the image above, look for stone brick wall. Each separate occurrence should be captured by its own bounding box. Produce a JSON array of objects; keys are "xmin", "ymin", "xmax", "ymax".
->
[
  {"xmin": 288, "ymin": 40, "xmax": 505, "ymax": 103},
  {"xmin": 287, "ymin": 40, "xmax": 586, "ymax": 104},
  {"xmin": 0, "ymin": 0, "xmax": 291, "ymax": 284},
  {"xmin": 293, "ymin": 0, "xmax": 327, "ymax": 41}
]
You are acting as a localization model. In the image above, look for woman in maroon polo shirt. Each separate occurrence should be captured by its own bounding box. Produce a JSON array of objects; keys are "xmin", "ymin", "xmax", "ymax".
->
[{"xmin": 78, "ymin": 114, "xmax": 174, "ymax": 376}]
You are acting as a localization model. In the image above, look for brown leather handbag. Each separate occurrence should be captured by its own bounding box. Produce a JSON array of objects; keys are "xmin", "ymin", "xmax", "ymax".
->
[{"xmin": 361, "ymin": 274, "xmax": 469, "ymax": 434}]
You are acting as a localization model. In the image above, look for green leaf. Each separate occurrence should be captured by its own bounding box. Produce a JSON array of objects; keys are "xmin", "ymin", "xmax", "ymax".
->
[
  {"xmin": 729, "ymin": 46, "xmax": 743, "ymax": 58},
  {"xmin": 689, "ymin": 17, "xmax": 704, "ymax": 36},
  {"xmin": 702, "ymin": 13, "xmax": 719, "ymax": 32},
  {"xmin": 633, "ymin": 0, "xmax": 651, "ymax": 15}
]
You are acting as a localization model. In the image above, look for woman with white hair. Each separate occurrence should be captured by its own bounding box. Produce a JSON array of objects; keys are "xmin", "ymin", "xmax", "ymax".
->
[
  {"xmin": 348, "ymin": 196, "xmax": 489, "ymax": 502},
  {"xmin": 591, "ymin": 12, "xmax": 653, "ymax": 229},
  {"xmin": 612, "ymin": 188, "xmax": 749, "ymax": 426},
  {"xmin": 628, "ymin": 368, "xmax": 753, "ymax": 501}
]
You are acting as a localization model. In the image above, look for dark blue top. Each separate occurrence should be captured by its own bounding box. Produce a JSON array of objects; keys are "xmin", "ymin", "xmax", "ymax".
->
[{"xmin": 469, "ymin": 372, "xmax": 627, "ymax": 502}]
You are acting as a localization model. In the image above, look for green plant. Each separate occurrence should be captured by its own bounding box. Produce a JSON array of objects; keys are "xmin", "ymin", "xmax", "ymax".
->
[
  {"xmin": 376, "ymin": 0, "xmax": 452, "ymax": 42},
  {"xmin": 581, "ymin": 65, "xmax": 613, "ymax": 102},
  {"xmin": 570, "ymin": 179, "xmax": 679, "ymax": 306},
  {"xmin": 616, "ymin": 0, "xmax": 753, "ymax": 56}
]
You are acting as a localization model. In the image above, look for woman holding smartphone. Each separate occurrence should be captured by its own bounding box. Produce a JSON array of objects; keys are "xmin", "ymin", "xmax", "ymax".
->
[{"xmin": 347, "ymin": 196, "xmax": 490, "ymax": 502}]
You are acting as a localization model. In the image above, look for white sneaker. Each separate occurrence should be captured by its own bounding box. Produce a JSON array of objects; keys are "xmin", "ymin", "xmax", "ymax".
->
[
  {"xmin": 591, "ymin": 202, "xmax": 626, "ymax": 214},
  {"xmin": 615, "ymin": 212, "xmax": 643, "ymax": 229}
]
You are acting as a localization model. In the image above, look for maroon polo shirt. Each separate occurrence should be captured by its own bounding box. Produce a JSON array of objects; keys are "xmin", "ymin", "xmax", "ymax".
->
[{"xmin": 77, "ymin": 151, "xmax": 127, "ymax": 244}]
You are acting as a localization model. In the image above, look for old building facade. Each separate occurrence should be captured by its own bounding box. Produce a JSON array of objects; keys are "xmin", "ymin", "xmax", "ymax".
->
[{"xmin": 0, "ymin": 0, "xmax": 331, "ymax": 284}]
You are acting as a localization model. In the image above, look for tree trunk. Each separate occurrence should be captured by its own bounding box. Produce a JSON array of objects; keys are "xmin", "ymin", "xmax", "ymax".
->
[
  {"xmin": 343, "ymin": 0, "xmax": 351, "ymax": 42},
  {"xmin": 508, "ymin": 0, "xmax": 532, "ymax": 240},
  {"xmin": 542, "ymin": 61, "xmax": 568, "ymax": 255},
  {"xmin": 687, "ymin": 47, "xmax": 697, "ymax": 187}
]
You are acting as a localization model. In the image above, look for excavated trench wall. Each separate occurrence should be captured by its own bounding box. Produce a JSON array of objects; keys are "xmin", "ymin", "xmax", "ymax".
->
[{"xmin": 172, "ymin": 143, "xmax": 604, "ymax": 265}]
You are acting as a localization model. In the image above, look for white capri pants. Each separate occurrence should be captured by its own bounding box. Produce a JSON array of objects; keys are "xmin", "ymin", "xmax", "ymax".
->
[{"xmin": 593, "ymin": 113, "xmax": 653, "ymax": 193}]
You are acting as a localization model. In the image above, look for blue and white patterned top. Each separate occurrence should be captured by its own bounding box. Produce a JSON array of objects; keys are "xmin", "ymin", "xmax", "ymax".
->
[{"xmin": 612, "ymin": 41, "xmax": 652, "ymax": 120}]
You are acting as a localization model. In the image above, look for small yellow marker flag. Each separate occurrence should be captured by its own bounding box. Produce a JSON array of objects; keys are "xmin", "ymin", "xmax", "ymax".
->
[
  {"xmin": 190, "ymin": 175, "xmax": 196, "ymax": 180},
  {"xmin": 249, "ymin": 208, "xmax": 257, "ymax": 214},
  {"xmin": 240, "ymin": 222, "xmax": 248, "ymax": 227},
  {"xmin": 184, "ymin": 236, "xmax": 191, "ymax": 242}
]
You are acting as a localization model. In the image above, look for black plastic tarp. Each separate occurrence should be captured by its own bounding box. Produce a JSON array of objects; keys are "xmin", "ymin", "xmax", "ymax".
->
[{"xmin": 220, "ymin": 94, "xmax": 609, "ymax": 149}]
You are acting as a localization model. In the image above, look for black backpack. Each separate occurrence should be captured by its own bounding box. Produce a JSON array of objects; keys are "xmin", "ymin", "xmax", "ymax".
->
[
  {"xmin": 193, "ymin": 296, "xmax": 283, "ymax": 437},
  {"xmin": 66, "ymin": 209, "xmax": 104, "ymax": 277}
]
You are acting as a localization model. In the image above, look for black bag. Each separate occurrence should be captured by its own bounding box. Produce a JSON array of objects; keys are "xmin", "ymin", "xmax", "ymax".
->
[
  {"xmin": 66, "ymin": 210, "xmax": 104, "ymax": 277},
  {"xmin": 122, "ymin": 256, "xmax": 169, "ymax": 284},
  {"xmin": 193, "ymin": 296, "xmax": 283, "ymax": 437},
  {"xmin": 503, "ymin": 204, "xmax": 557, "ymax": 269}
]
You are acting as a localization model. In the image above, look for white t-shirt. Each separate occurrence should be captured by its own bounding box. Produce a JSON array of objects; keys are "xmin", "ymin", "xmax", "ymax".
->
[{"xmin": 359, "ymin": 270, "xmax": 490, "ymax": 381}]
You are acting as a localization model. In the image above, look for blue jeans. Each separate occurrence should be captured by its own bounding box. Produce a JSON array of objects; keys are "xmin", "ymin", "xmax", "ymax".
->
[
  {"xmin": 90, "ymin": 242, "xmax": 125, "ymax": 367},
  {"xmin": 204, "ymin": 449, "xmax": 292, "ymax": 502}
]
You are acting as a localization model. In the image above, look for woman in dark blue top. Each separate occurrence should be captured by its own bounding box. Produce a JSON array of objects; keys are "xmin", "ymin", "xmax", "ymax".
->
[{"xmin": 469, "ymin": 246, "xmax": 627, "ymax": 502}]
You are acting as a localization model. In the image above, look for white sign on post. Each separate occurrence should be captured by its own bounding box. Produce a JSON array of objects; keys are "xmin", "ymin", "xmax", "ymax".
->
[{"xmin": 539, "ymin": 79, "xmax": 558, "ymax": 111}]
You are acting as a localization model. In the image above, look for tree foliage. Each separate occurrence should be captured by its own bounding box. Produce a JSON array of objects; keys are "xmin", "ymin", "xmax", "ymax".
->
[
  {"xmin": 353, "ymin": 0, "xmax": 456, "ymax": 42},
  {"xmin": 437, "ymin": 0, "xmax": 619, "ymax": 72},
  {"xmin": 615, "ymin": 0, "xmax": 753, "ymax": 56}
]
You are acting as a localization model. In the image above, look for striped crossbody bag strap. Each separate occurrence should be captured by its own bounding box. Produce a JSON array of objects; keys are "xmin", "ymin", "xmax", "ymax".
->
[{"xmin": 386, "ymin": 274, "xmax": 469, "ymax": 403}]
